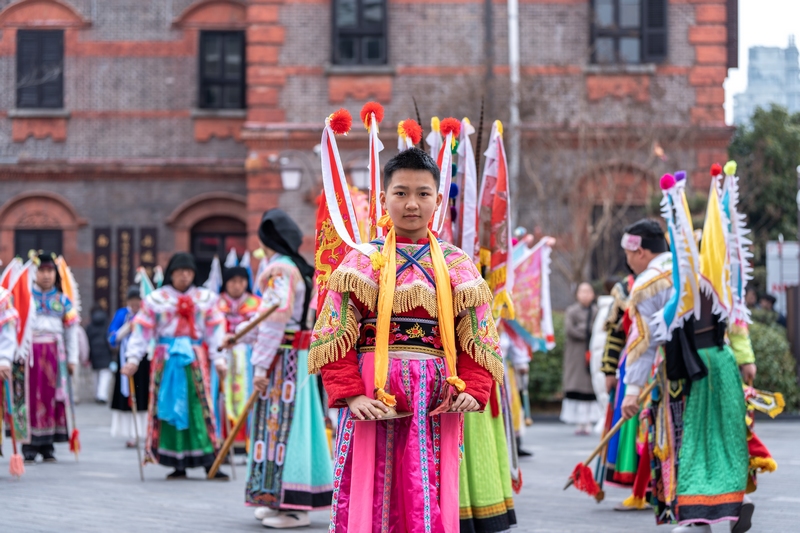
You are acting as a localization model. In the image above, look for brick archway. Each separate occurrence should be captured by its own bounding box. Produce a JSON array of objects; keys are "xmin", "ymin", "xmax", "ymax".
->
[
  {"xmin": 0, "ymin": 0, "xmax": 90, "ymax": 27},
  {"xmin": 166, "ymin": 192, "xmax": 248, "ymax": 251},
  {"xmin": 172, "ymin": 0, "xmax": 247, "ymax": 29},
  {"xmin": 0, "ymin": 191, "xmax": 88, "ymax": 264}
]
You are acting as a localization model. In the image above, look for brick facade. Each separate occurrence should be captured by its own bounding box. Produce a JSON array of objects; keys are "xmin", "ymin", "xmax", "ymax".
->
[{"xmin": 0, "ymin": 0, "xmax": 735, "ymax": 312}]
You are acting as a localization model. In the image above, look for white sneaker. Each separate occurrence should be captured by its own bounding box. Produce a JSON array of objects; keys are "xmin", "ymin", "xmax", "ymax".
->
[
  {"xmin": 262, "ymin": 511, "xmax": 311, "ymax": 529},
  {"xmin": 254, "ymin": 508, "xmax": 280, "ymax": 521},
  {"xmin": 672, "ymin": 525, "xmax": 711, "ymax": 533}
]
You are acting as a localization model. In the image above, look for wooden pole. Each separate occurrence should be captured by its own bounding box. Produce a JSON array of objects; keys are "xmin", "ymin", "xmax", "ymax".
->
[
  {"xmin": 207, "ymin": 391, "xmax": 259, "ymax": 479},
  {"xmin": 563, "ymin": 377, "xmax": 659, "ymax": 490},
  {"xmin": 128, "ymin": 375, "xmax": 145, "ymax": 482},
  {"xmin": 216, "ymin": 304, "xmax": 278, "ymax": 352}
]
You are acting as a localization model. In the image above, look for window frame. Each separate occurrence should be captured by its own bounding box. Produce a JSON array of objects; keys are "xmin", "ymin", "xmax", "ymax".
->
[
  {"xmin": 16, "ymin": 29, "xmax": 65, "ymax": 109},
  {"xmin": 590, "ymin": 0, "xmax": 667, "ymax": 65},
  {"xmin": 198, "ymin": 30, "xmax": 246, "ymax": 110},
  {"xmin": 331, "ymin": 0, "xmax": 388, "ymax": 66}
]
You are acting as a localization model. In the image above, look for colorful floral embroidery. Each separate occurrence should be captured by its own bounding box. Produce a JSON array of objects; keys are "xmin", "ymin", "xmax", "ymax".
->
[{"xmin": 406, "ymin": 323, "xmax": 424, "ymax": 338}]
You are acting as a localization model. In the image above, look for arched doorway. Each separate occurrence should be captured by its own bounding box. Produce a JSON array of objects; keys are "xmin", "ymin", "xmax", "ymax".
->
[{"xmin": 190, "ymin": 216, "xmax": 247, "ymax": 285}]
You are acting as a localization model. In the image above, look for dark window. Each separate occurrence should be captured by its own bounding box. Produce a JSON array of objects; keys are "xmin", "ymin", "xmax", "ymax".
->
[
  {"xmin": 199, "ymin": 31, "xmax": 245, "ymax": 109},
  {"xmin": 190, "ymin": 216, "xmax": 247, "ymax": 285},
  {"xmin": 16, "ymin": 30, "xmax": 64, "ymax": 109},
  {"xmin": 14, "ymin": 229, "xmax": 63, "ymax": 258},
  {"xmin": 590, "ymin": 0, "xmax": 667, "ymax": 64},
  {"xmin": 332, "ymin": 0, "xmax": 387, "ymax": 65}
]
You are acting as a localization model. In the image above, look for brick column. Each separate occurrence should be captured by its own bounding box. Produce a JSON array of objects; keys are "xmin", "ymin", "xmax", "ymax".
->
[
  {"xmin": 688, "ymin": 1, "xmax": 731, "ymax": 184},
  {"xmin": 244, "ymin": 0, "xmax": 286, "ymax": 250}
]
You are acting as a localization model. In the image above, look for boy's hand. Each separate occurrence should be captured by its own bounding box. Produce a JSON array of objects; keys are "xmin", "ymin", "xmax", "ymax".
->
[
  {"xmin": 740, "ymin": 363, "xmax": 756, "ymax": 385},
  {"xmin": 253, "ymin": 375, "xmax": 269, "ymax": 395},
  {"xmin": 451, "ymin": 392, "xmax": 480, "ymax": 412},
  {"xmin": 346, "ymin": 395, "xmax": 391, "ymax": 420}
]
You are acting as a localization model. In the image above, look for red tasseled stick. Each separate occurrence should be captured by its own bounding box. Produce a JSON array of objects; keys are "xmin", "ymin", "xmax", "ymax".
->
[
  {"xmin": 511, "ymin": 467, "xmax": 523, "ymax": 494},
  {"xmin": 360, "ymin": 101, "xmax": 384, "ymax": 128},
  {"xmin": 710, "ymin": 163, "xmax": 723, "ymax": 176},
  {"xmin": 439, "ymin": 117, "xmax": 461, "ymax": 138},
  {"xmin": 402, "ymin": 119, "xmax": 423, "ymax": 145},
  {"xmin": 329, "ymin": 109, "xmax": 353, "ymax": 135},
  {"xmin": 569, "ymin": 463, "xmax": 600, "ymax": 497},
  {"xmin": 69, "ymin": 428, "xmax": 81, "ymax": 456}
]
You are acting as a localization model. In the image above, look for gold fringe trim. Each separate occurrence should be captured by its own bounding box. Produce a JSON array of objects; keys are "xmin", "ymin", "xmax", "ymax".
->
[
  {"xmin": 453, "ymin": 279, "xmax": 494, "ymax": 315},
  {"xmin": 750, "ymin": 456, "xmax": 777, "ymax": 474},
  {"xmin": 326, "ymin": 267, "xmax": 379, "ymax": 312},
  {"xmin": 627, "ymin": 275, "xmax": 673, "ymax": 310},
  {"xmin": 308, "ymin": 298, "xmax": 360, "ymax": 374},
  {"xmin": 487, "ymin": 265, "xmax": 507, "ymax": 292},
  {"xmin": 624, "ymin": 310, "xmax": 650, "ymax": 366},
  {"xmin": 392, "ymin": 282, "xmax": 440, "ymax": 317},
  {"xmin": 456, "ymin": 311, "xmax": 505, "ymax": 383}
]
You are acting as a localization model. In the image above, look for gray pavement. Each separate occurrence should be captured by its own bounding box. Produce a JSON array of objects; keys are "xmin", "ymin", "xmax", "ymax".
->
[{"xmin": 2, "ymin": 403, "xmax": 798, "ymax": 532}]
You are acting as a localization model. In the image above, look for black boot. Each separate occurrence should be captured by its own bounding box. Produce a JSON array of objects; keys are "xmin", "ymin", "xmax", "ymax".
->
[
  {"xmin": 204, "ymin": 465, "xmax": 229, "ymax": 481},
  {"xmin": 22, "ymin": 444, "xmax": 37, "ymax": 463},
  {"xmin": 40, "ymin": 444, "xmax": 56, "ymax": 463},
  {"xmin": 517, "ymin": 437, "xmax": 533, "ymax": 457},
  {"xmin": 731, "ymin": 496, "xmax": 754, "ymax": 533},
  {"xmin": 166, "ymin": 469, "xmax": 187, "ymax": 480}
]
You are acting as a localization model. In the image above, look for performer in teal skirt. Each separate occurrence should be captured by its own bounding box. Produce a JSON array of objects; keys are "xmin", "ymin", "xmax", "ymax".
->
[{"xmin": 229, "ymin": 209, "xmax": 333, "ymax": 529}]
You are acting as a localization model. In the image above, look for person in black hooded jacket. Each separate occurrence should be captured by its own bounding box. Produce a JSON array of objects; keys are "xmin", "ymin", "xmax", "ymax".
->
[{"xmin": 85, "ymin": 305, "xmax": 113, "ymax": 403}]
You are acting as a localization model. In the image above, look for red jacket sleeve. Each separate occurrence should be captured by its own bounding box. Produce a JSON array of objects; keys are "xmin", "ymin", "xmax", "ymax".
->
[
  {"xmin": 457, "ymin": 352, "xmax": 494, "ymax": 408},
  {"xmin": 320, "ymin": 352, "xmax": 365, "ymax": 408}
]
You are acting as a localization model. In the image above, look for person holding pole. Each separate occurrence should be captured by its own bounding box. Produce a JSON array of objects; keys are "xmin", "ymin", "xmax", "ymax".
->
[
  {"xmin": 224, "ymin": 209, "xmax": 332, "ymax": 529},
  {"xmin": 121, "ymin": 253, "xmax": 228, "ymax": 481}
]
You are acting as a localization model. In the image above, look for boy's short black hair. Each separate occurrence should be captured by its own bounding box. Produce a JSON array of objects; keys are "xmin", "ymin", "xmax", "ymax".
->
[
  {"xmin": 622, "ymin": 219, "xmax": 668, "ymax": 253},
  {"xmin": 383, "ymin": 147, "xmax": 441, "ymax": 190}
]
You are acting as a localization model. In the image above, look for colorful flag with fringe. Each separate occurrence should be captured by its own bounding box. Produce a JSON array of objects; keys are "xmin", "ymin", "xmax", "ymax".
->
[
  {"xmin": 506, "ymin": 239, "xmax": 555, "ymax": 351},
  {"xmin": 1, "ymin": 258, "xmax": 34, "ymax": 360},
  {"xmin": 699, "ymin": 167, "xmax": 732, "ymax": 321},
  {"xmin": 719, "ymin": 160, "xmax": 753, "ymax": 329}
]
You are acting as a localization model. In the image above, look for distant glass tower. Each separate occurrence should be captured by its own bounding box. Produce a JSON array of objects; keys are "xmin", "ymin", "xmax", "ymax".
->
[{"xmin": 734, "ymin": 36, "xmax": 800, "ymax": 125}]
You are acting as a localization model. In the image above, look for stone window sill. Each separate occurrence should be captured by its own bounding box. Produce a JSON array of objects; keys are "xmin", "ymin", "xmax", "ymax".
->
[
  {"xmin": 583, "ymin": 64, "xmax": 657, "ymax": 75},
  {"xmin": 324, "ymin": 63, "xmax": 395, "ymax": 77},
  {"xmin": 8, "ymin": 109, "xmax": 71, "ymax": 118},
  {"xmin": 191, "ymin": 108, "xmax": 246, "ymax": 119}
]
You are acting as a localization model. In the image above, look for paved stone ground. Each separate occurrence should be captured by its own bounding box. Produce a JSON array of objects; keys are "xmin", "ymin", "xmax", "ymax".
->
[{"xmin": 2, "ymin": 403, "xmax": 798, "ymax": 532}]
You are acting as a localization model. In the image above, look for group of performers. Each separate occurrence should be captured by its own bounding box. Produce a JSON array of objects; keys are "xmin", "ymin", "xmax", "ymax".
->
[
  {"xmin": 1, "ymin": 101, "xmax": 779, "ymax": 533},
  {"xmin": 574, "ymin": 164, "xmax": 782, "ymax": 533}
]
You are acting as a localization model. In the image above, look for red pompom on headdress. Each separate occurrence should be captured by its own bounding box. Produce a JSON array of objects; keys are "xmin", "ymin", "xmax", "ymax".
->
[
  {"xmin": 400, "ymin": 119, "xmax": 423, "ymax": 145},
  {"xmin": 360, "ymin": 101, "xmax": 384, "ymax": 129},
  {"xmin": 439, "ymin": 117, "xmax": 461, "ymax": 138},
  {"xmin": 710, "ymin": 163, "xmax": 723, "ymax": 177},
  {"xmin": 328, "ymin": 108, "xmax": 353, "ymax": 135}
]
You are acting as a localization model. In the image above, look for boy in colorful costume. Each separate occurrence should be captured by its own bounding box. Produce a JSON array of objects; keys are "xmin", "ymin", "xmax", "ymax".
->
[
  {"xmin": 217, "ymin": 266, "xmax": 260, "ymax": 455},
  {"xmin": 230, "ymin": 209, "xmax": 333, "ymax": 529},
  {"xmin": 310, "ymin": 148, "xmax": 502, "ymax": 532},
  {"xmin": 108, "ymin": 285, "xmax": 149, "ymax": 447},
  {"xmin": 10, "ymin": 252, "xmax": 80, "ymax": 463},
  {"xmin": 122, "ymin": 252, "xmax": 228, "ymax": 480}
]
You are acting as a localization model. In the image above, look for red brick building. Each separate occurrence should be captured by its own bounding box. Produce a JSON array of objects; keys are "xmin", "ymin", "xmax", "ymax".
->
[{"xmin": 0, "ymin": 0, "xmax": 737, "ymax": 312}]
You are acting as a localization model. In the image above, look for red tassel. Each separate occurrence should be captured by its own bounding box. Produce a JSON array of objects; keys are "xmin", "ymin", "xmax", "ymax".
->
[
  {"xmin": 69, "ymin": 428, "xmax": 81, "ymax": 455},
  {"xmin": 9, "ymin": 453, "xmax": 25, "ymax": 478},
  {"xmin": 328, "ymin": 109, "xmax": 353, "ymax": 135},
  {"xmin": 710, "ymin": 163, "xmax": 722, "ymax": 176},
  {"xmin": 360, "ymin": 101, "xmax": 384, "ymax": 128},
  {"xmin": 569, "ymin": 463, "xmax": 600, "ymax": 497},
  {"xmin": 401, "ymin": 119, "xmax": 423, "ymax": 145},
  {"xmin": 439, "ymin": 117, "xmax": 461, "ymax": 138},
  {"xmin": 511, "ymin": 468, "xmax": 523, "ymax": 494}
]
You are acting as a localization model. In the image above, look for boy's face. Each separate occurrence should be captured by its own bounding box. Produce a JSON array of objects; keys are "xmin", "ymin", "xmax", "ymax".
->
[
  {"xmin": 36, "ymin": 265, "xmax": 56, "ymax": 290},
  {"xmin": 225, "ymin": 276, "xmax": 248, "ymax": 299},
  {"xmin": 380, "ymin": 169, "xmax": 442, "ymax": 241}
]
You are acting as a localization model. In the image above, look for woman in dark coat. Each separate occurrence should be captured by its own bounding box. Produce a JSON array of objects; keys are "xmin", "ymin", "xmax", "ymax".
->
[
  {"xmin": 560, "ymin": 282, "xmax": 601, "ymax": 435},
  {"xmin": 85, "ymin": 305, "xmax": 113, "ymax": 403}
]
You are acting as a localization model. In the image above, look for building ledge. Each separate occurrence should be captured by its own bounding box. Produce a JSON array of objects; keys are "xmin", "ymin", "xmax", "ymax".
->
[
  {"xmin": 8, "ymin": 109, "xmax": 71, "ymax": 119},
  {"xmin": 324, "ymin": 63, "xmax": 396, "ymax": 76},
  {"xmin": 191, "ymin": 108, "xmax": 246, "ymax": 119},
  {"xmin": 583, "ymin": 64, "xmax": 657, "ymax": 75}
]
